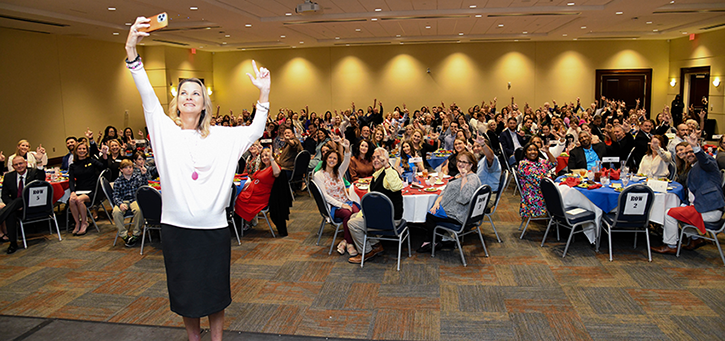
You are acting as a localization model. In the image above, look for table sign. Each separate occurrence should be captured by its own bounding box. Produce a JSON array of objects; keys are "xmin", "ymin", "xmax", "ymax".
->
[
  {"xmin": 260, "ymin": 139, "xmax": 272, "ymax": 144},
  {"xmin": 29, "ymin": 188, "xmax": 47, "ymax": 207},
  {"xmin": 646, "ymin": 179, "xmax": 668, "ymax": 193},
  {"xmin": 601, "ymin": 157, "xmax": 619, "ymax": 163},
  {"xmin": 471, "ymin": 193, "xmax": 490, "ymax": 216},
  {"xmin": 623, "ymin": 192, "xmax": 649, "ymax": 215},
  {"xmin": 409, "ymin": 157, "xmax": 423, "ymax": 163}
]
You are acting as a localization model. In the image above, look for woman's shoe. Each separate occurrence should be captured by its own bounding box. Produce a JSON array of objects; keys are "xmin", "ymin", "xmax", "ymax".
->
[
  {"xmin": 346, "ymin": 243, "xmax": 359, "ymax": 257},
  {"xmin": 0, "ymin": 234, "xmax": 9, "ymax": 243},
  {"xmin": 336, "ymin": 240, "xmax": 347, "ymax": 255}
]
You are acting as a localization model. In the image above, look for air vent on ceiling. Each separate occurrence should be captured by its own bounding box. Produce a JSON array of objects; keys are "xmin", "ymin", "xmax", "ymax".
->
[
  {"xmin": 284, "ymin": 18, "xmax": 367, "ymax": 25},
  {"xmin": 152, "ymin": 39, "xmax": 189, "ymax": 46},
  {"xmin": 0, "ymin": 14, "xmax": 68, "ymax": 27},
  {"xmin": 701, "ymin": 22, "xmax": 725, "ymax": 30},
  {"xmin": 488, "ymin": 12, "xmax": 580, "ymax": 17}
]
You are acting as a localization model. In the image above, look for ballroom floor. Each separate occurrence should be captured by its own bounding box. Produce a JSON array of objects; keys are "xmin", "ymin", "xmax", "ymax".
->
[{"xmin": 1, "ymin": 187, "xmax": 724, "ymax": 340}]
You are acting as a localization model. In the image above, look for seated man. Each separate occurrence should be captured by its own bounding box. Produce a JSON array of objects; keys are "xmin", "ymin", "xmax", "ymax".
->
[
  {"xmin": 347, "ymin": 147, "xmax": 404, "ymax": 264},
  {"xmin": 568, "ymin": 131, "xmax": 606, "ymax": 170},
  {"xmin": 473, "ymin": 137, "xmax": 501, "ymax": 206},
  {"xmin": 653, "ymin": 131, "xmax": 725, "ymax": 254},
  {"xmin": 112, "ymin": 159, "xmax": 148, "ymax": 247},
  {"xmin": 61, "ymin": 136, "xmax": 77, "ymax": 171},
  {"xmin": 0, "ymin": 156, "xmax": 46, "ymax": 254}
]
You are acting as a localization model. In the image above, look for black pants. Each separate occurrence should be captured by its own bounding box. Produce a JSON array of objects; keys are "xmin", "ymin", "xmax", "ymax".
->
[
  {"xmin": 0, "ymin": 198, "xmax": 23, "ymax": 246},
  {"xmin": 424, "ymin": 212, "xmax": 460, "ymax": 242}
]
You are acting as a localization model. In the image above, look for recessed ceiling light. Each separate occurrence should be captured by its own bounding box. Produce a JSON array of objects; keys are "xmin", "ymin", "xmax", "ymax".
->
[
  {"xmin": 498, "ymin": 24, "xmax": 504, "ymax": 27},
  {"xmin": 425, "ymin": 25, "xmax": 431, "ymax": 29},
  {"xmin": 514, "ymin": 39, "xmax": 519, "ymax": 42},
  {"xmin": 670, "ymin": 1, "xmax": 675, "ymax": 3},
  {"xmin": 242, "ymin": 49, "xmax": 246, "ymax": 51},
  {"xmin": 190, "ymin": 6, "xmax": 198, "ymax": 11},
  {"xmin": 108, "ymin": 7, "xmax": 116, "ymax": 11},
  {"xmin": 400, "ymin": 42, "xmax": 404, "ymax": 44},
  {"xmin": 616, "ymin": 11, "xmax": 623, "ymax": 15},
  {"xmin": 563, "ymin": 34, "xmax": 568, "ymax": 36},
  {"xmin": 475, "ymin": 14, "xmax": 482, "ymax": 18},
  {"xmin": 567, "ymin": 2, "xmax": 575, "ymax": 6},
  {"xmin": 335, "ymin": 36, "xmax": 340, "ymax": 39},
  {"xmin": 375, "ymin": 8, "xmax": 382, "ymax": 12},
  {"xmin": 523, "ymin": 31, "xmax": 528, "ymax": 34},
  {"xmin": 646, "ymin": 21, "xmax": 652, "ymax": 24},
  {"xmin": 346, "ymin": 44, "xmax": 350, "ymax": 46},
  {"xmin": 112, "ymin": 32, "xmax": 119, "ymax": 35},
  {"xmin": 125, "ymin": 22, "xmax": 132, "ymax": 26},
  {"xmin": 300, "ymin": 41, "xmax": 304, "ymax": 44},
  {"xmin": 470, "ymin": 5, "xmax": 476, "ymax": 8},
  {"xmin": 459, "ymin": 32, "xmax": 464, "ymax": 35},
  {"xmin": 222, "ymin": 42, "xmax": 227, "ymax": 45},
  {"xmin": 280, "ymin": 35, "xmax": 286, "ymax": 38},
  {"xmin": 573, "ymin": 38, "xmax": 578, "ymax": 40},
  {"xmin": 245, "ymin": 24, "xmax": 252, "ymax": 27},
  {"xmin": 682, "ymin": 31, "xmax": 688, "ymax": 34},
  {"xmin": 371, "ymin": 18, "xmax": 378, "ymax": 21},
  {"xmin": 396, "ymin": 34, "xmax": 401, "ymax": 37},
  {"xmin": 356, "ymin": 28, "xmax": 361, "ymax": 32},
  {"xmin": 225, "ymin": 34, "xmax": 230, "ymax": 38},
  {"xmin": 285, "ymin": 13, "xmax": 292, "ymax": 16},
  {"xmin": 206, "ymin": 27, "xmax": 211, "ymax": 29},
  {"xmin": 653, "ymin": 29, "xmax": 658, "ymax": 32},
  {"xmin": 292, "ymin": 46, "xmax": 296, "ymax": 48}
]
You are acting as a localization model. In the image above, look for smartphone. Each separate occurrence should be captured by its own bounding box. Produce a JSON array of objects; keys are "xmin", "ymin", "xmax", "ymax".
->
[{"xmin": 140, "ymin": 12, "xmax": 168, "ymax": 32}]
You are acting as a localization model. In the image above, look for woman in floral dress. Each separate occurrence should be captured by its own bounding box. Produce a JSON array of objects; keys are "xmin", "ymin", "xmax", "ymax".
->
[{"xmin": 517, "ymin": 142, "xmax": 556, "ymax": 218}]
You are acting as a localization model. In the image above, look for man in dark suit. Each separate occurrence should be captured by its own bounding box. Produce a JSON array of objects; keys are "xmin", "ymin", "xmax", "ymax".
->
[
  {"xmin": 608, "ymin": 125, "xmax": 635, "ymax": 166},
  {"xmin": 0, "ymin": 155, "xmax": 46, "ymax": 254},
  {"xmin": 631, "ymin": 119, "xmax": 654, "ymax": 171},
  {"xmin": 568, "ymin": 131, "xmax": 607, "ymax": 170},
  {"xmin": 499, "ymin": 117, "xmax": 528, "ymax": 164}
]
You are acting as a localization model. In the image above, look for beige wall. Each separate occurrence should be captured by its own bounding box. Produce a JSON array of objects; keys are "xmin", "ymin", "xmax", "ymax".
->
[
  {"xmin": 2, "ymin": 26, "xmax": 724, "ymax": 160},
  {"xmin": 669, "ymin": 28, "xmax": 725, "ymax": 130}
]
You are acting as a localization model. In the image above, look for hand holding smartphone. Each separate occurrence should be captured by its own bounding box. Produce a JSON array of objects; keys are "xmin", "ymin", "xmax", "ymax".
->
[{"xmin": 139, "ymin": 12, "xmax": 168, "ymax": 32}]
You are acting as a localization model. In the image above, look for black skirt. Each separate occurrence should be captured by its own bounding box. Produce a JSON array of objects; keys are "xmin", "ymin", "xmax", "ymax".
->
[{"xmin": 161, "ymin": 224, "xmax": 232, "ymax": 318}]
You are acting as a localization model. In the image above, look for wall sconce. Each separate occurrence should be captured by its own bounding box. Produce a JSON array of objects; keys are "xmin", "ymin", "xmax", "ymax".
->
[
  {"xmin": 670, "ymin": 79, "xmax": 676, "ymax": 87},
  {"xmin": 714, "ymin": 77, "xmax": 721, "ymax": 87},
  {"xmin": 170, "ymin": 86, "xmax": 177, "ymax": 97},
  {"xmin": 207, "ymin": 87, "xmax": 213, "ymax": 96}
]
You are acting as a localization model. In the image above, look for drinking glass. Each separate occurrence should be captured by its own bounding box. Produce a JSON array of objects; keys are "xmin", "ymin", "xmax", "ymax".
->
[
  {"xmin": 621, "ymin": 165, "xmax": 629, "ymax": 175},
  {"xmin": 600, "ymin": 175, "xmax": 609, "ymax": 186},
  {"xmin": 621, "ymin": 174, "xmax": 629, "ymax": 187}
]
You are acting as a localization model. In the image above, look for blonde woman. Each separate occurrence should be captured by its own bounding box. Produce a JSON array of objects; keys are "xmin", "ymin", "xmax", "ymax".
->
[{"xmin": 6, "ymin": 140, "xmax": 47, "ymax": 169}]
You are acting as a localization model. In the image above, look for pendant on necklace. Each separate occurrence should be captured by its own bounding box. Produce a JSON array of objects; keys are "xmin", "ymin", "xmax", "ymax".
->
[{"xmin": 191, "ymin": 171, "xmax": 199, "ymax": 180}]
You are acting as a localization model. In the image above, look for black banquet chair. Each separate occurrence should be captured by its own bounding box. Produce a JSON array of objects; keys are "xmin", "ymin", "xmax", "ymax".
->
[
  {"xmin": 597, "ymin": 185, "xmax": 655, "ymax": 262},
  {"xmin": 136, "ymin": 186, "xmax": 162, "ymax": 255},
  {"xmin": 308, "ymin": 180, "xmax": 344, "ymax": 254},
  {"xmin": 18, "ymin": 180, "xmax": 62, "ymax": 249},
  {"xmin": 360, "ymin": 192, "xmax": 409, "ymax": 270},
  {"xmin": 431, "ymin": 185, "xmax": 492, "ymax": 266},
  {"xmin": 540, "ymin": 178, "xmax": 598, "ymax": 258},
  {"xmin": 289, "ymin": 150, "xmax": 311, "ymax": 198}
]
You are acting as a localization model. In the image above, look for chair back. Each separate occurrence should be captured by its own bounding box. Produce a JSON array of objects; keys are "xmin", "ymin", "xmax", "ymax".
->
[
  {"xmin": 92, "ymin": 169, "xmax": 110, "ymax": 205},
  {"xmin": 309, "ymin": 180, "xmax": 333, "ymax": 220},
  {"xmin": 460, "ymin": 185, "xmax": 492, "ymax": 228},
  {"xmin": 227, "ymin": 183, "xmax": 237, "ymax": 216},
  {"xmin": 290, "ymin": 150, "xmax": 311, "ymax": 182},
  {"xmin": 136, "ymin": 186, "xmax": 162, "ymax": 225},
  {"xmin": 361, "ymin": 192, "xmax": 400, "ymax": 235},
  {"xmin": 513, "ymin": 147, "xmax": 524, "ymax": 163},
  {"xmin": 100, "ymin": 176, "xmax": 114, "ymax": 206},
  {"xmin": 488, "ymin": 170, "xmax": 509, "ymax": 215},
  {"xmin": 720, "ymin": 169, "xmax": 725, "ymax": 188},
  {"xmin": 667, "ymin": 162, "xmax": 677, "ymax": 181},
  {"xmin": 540, "ymin": 177, "xmax": 567, "ymax": 220},
  {"xmin": 610, "ymin": 184, "xmax": 655, "ymax": 228},
  {"xmin": 21, "ymin": 180, "xmax": 55, "ymax": 221}
]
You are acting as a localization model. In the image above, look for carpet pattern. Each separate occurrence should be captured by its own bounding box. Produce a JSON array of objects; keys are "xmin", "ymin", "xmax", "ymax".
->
[{"xmin": 1, "ymin": 189, "xmax": 724, "ymax": 340}]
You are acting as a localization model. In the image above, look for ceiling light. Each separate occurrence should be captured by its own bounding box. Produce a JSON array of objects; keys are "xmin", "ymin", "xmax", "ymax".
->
[
  {"xmin": 400, "ymin": 42, "xmax": 404, "ymax": 44},
  {"xmin": 646, "ymin": 21, "xmax": 652, "ymax": 24},
  {"xmin": 335, "ymin": 36, "xmax": 340, "ymax": 39},
  {"xmin": 292, "ymin": 46, "xmax": 296, "ymax": 48},
  {"xmin": 355, "ymin": 28, "xmax": 361, "ymax": 31},
  {"xmin": 470, "ymin": 5, "xmax": 477, "ymax": 8},
  {"xmin": 514, "ymin": 39, "xmax": 519, "ymax": 42},
  {"xmin": 206, "ymin": 27, "xmax": 211, "ymax": 29},
  {"xmin": 112, "ymin": 32, "xmax": 119, "ymax": 35},
  {"xmin": 425, "ymin": 25, "xmax": 431, "ymax": 29},
  {"xmin": 346, "ymin": 44, "xmax": 350, "ymax": 46},
  {"xmin": 573, "ymin": 38, "xmax": 578, "ymax": 40},
  {"xmin": 523, "ymin": 31, "xmax": 528, "ymax": 34},
  {"xmin": 285, "ymin": 13, "xmax": 292, "ymax": 16},
  {"xmin": 108, "ymin": 7, "xmax": 116, "ymax": 11},
  {"xmin": 682, "ymin": 31, "xmax": 688, "ymax": 34},
  {"xmin": 190, "ymin": 7, "xmax": 198, "ymax": 11},
  {"xmin": 225, "ymin": 34, "xmax": 230, "ymax": 38},
  {"xmin": 125, "ymin": 22, "xmax": 132, "ymax": 26},
  {"xmin": 562, "ymin": 34, "xmax": 568, "ymax": 36},
  {"xmin": 245, "ymin": 24, "xmax": 252, "ymax": 27},
  {"xmin": 498, "ymin": 24, "xmax": 504, "ymax": 27},
  {"xmin": 475, "ymin": 14, "xmax": 482, "ymax": 18},
  {"xmin": 615, "ymin": 11, "xmax": 623, "ymax": 15},
  {"xmin": 396, "ymin": 34, "xmax": 401, "ymax": 37},
  {"xmin": 459, "ymin": 32, "xmax": 464, "ymax": 35},
  {"xmin": 567, "ymin": 2, "xmax": 575, "ymax": 5},
  {"xmin": 242, "ymin": 49, "xmax": 246, "ymax": 51},
  {"xmin": 371, "ymin": 18, "xmax": 377, "ymax": 21},
  {"xmin": 375, "ymin": 8, "xmax": 382, "ymax": 12},
  {"xmin": 222, "ymin": 42, "xmax": 227, "ymax": 45},
  {"xmin": 670, "ymin": 1, "xmax": 675, "ymax": 3},
  {"xmin": 653, "ymin": 29, "xmax": 659, "ymax": 32},
  {"xmin": 300, "ymin": 41, "xmax": 304, "ymax": 44},
  {"xmin": 581, "ymin": 26, "xmax": 586, "ymax": 29},
  {"xmin": 280, "ymin": 35, "xmax": 286, "ymax": 38}
]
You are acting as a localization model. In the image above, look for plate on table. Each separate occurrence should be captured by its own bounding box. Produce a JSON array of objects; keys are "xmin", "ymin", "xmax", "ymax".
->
[
  {"xmin": 424, "ymin": 187, "xmax": 438, "ymax": 192},
  {"xmin": 358, "ymin": 178, "xmax": 371, "ymax": 184},
  {"xmin": 442, "ymin": 174, "xmax": 451, "ymax": 179},
  {"xmin": 434, "ymin": 180, "xmax": 444, "ymax": 185},
  {"xmin": 356, "ymin": 184, "xmax": 369, "ymax": 190}
]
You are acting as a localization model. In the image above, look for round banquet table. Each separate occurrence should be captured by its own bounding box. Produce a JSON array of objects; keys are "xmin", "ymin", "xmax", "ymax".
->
[
  {"xmin": 351, "ymin": 174, "xmax": 449, "ymax": 223},
  {"xmin": 427, "ymin": 156, "xmax": 448, "ymax": 170},
  {"xmin": 554, "ymin": 175, "xmax": 685, "ymax": 243},
  {"xmin": 50, "ymin": 180, "xmax": 70, "ymax": 203}
]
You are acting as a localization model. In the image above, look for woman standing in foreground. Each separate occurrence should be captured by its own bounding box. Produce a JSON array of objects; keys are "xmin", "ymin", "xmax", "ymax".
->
[{"xmin": 126, "ymin": 17, "xmax": 270, "ymax": 341}]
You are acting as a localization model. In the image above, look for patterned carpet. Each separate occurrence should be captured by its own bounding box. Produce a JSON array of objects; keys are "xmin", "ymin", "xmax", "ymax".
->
[{"xmin": 1, "ymin": 188, "xmax": 724, "ymax": 340}]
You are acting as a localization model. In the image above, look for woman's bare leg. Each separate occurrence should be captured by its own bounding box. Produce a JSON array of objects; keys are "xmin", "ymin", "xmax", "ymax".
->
[
  {"xmin": 209, "ymin": 310, "xmax": 225, "ymax": 341},
  {"xmin": 77, "ymin": 195, "xmax": 90, "ymax": 233},
  {"xmin": 182, "ymin": 316, "xmax": 201, "ymax": 341},
  {"xmin": 69, "ymin": 198, "xmax": 81, "ymax": 233}
]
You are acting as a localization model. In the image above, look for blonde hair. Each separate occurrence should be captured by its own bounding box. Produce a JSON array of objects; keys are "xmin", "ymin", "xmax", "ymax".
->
[
  {"xmin": 168, "ymin": 78, "xmax": 212, "ymax": 138},
  {"xmin": 16, "ymin": 139, "xmax": 30, "ymax": 155},
  {"xmin": 120, "ymin": 159, "xmax": 134, "ymax": 169}
]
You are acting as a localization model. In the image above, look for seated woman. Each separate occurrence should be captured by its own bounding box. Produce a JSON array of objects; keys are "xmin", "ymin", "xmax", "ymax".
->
[
  {"xmin": 121, "ymin": 127, "xmax": 137, "ymax": 157},
  {"xmin": 417, "ymin": 150, "xmax": 482, "ymax": 252},
  {"xmin": 313, "ymin": 139, "xmax": 359, "ymax": 256},
  {"xmin": 235, "ymin": 148, "xmax": 280, "ymax": 229},
  {"xmin": 411, "ymin": 129, "xmax": 440, "ymax": 171},
  {"xmin": 243, "ymin": 140, "xmax": 263, "ymax": 175},
  {"xmin": 103, "ymin": 139, "xmax": 128, "ymax": 181},
  {"xmin": 7, "ymin": 139, "xmax": 47, "ymax": 170},
  {"xmin": 308, "ymin": 129, "xmax": 331, "ymax": 171},
  {"xmin": 518, "ymin": 142, "xmax": 556, "ymax": 223},
  {"xmin": 132, "ymin": 151, "xmax": 158, "ymax": 180},
  {"xmin": 395, "ymin": 140, "xmax": 425, "ymax": 181},
  {"xmin": 349, "ymin": 139, "xmax": 374, "ymax": 182},
  {"xmin": 372, "ymin": 126, "xmax": 390, "ymax": 151},
  {"xmin": 68, "ymin": 142, "xmax": 108, "ymax": 235},
  {"xmin": 639, "ymin": 134, "xmax": 672, "ymax": 178},
  {"xmin": 441, "ymin": 138, "xmax": 467, "ymax": 178}
]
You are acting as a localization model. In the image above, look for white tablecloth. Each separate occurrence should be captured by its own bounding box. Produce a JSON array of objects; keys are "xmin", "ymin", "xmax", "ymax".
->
[{"xmin": 348, "ymin": 187, "xmax": 439, "ymax": 223}]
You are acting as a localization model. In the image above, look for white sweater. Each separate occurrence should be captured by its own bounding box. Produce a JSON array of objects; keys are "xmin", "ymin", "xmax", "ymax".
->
[{"xmin": 130, "ymin": 65, "xmax": 267, "ymax": 229}]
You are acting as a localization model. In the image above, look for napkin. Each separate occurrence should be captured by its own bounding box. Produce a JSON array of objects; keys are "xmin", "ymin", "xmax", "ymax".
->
[
  {"xmin": 559, "ymin": 177, "xmax": 581, "ymax": 187},
  {"xmin": 585, "ymin": 183, "xmax": 603, "ymax": 190},
  {"xmin": 600, "ymin": 168, "xmax": 620, "ymax": 180}
]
